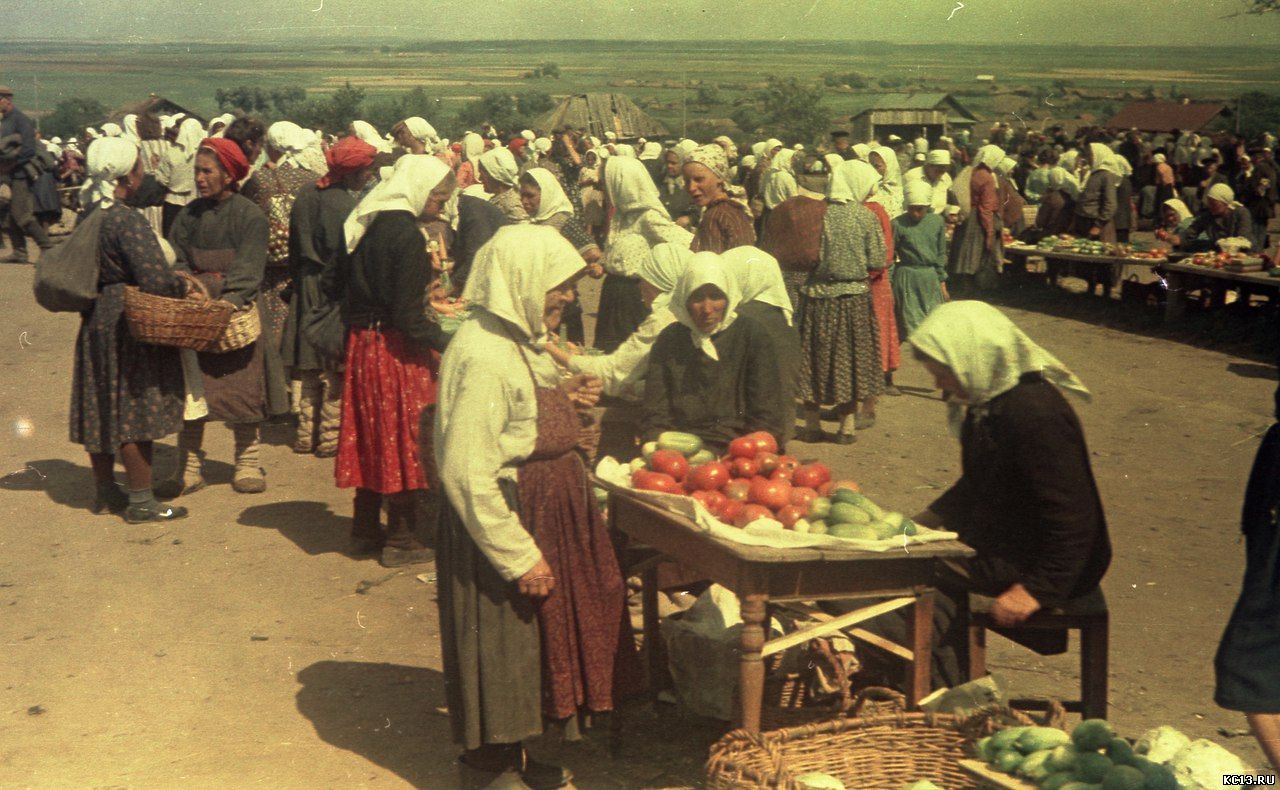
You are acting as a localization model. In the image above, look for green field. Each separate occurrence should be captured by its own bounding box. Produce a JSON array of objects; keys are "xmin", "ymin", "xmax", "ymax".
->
[{"xmin": 0, "ymin": 39, "xmax": 1275, "ymax": 136}]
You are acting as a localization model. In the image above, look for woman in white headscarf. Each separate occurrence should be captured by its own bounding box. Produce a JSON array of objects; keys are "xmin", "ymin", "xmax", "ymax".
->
[
  {"xmin": 947, "ymin": 143, "xmax": 1005, "ymax": 293},
  {"xmin": 1073, "ymin": 142, "xmax": 1120, "ymax": 254},
  {"xmin": 519, "ymin": 166, "xmax": 601, "ymax": 343},
  {"xmin": 101, "ymin": 122, "xmax": 123, "ymax": 138},
  {"xmin": 794, "ymin": 160, "xmax": 887, "ymax": 443},
  {"xmin": 761, "ymin": 147, "xmax": 799, "ymax": 211},
  {"xmin": 335, "ymin": 155, "xmax": 457, "ymax": 569},
  {"xmin": 867, "ymin": 145, "xmax": 904, "ymax": 218},
  {"xmin": 436, "ymin": 224, "xmax": 637, "ymax": 789},
  {"xmin": 852, "ymin": 300, "xmax": 1107, "ymax": 689},
  {"xmin": 1111, "ymin": 154, "xmax": 1135, "ymax": 243},
  {"xmin": 348, "ymin": 119, "xmax": 392, "ymax": 153},
  {"xmin": 456, "ymin": 132, "xmax": 485, "ymax": 191},
  {"xmin": 156, "ymin": 117, "xmax": 205, "ymax": 235},
  {"xmin": 391, "ymin": 116, "xmax": 439, "ymax": 156},
  {"xmin": 596, "ymin": 157, "xmax": 694, "ymax": 352},
  {"xmin": 71, "ymin": 137, "xmax": 191, "ymax": 523},
  {"xmin": 1176, "ymin": 182, "xmax": 1254, "ymax": 253},
  {"xmin": 477, "ymin": 146, "xmax": 529, "ymax": 222},
  {"xmin": 642, "ymin": 251, "xmax": 791, "ymax": 452},
  {"xmin": 122, "ymin": 114, "xmax": 141, "ymax": 144}
]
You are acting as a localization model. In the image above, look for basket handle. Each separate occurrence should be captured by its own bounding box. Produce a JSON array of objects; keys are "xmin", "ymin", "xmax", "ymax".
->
[
  {"xmin": 178, "ymin": 271, "xmax": 210, "ymax": 301},
  {"xmin": 849, "ymin": 686, "xmax": 907, "ymax": 716}
]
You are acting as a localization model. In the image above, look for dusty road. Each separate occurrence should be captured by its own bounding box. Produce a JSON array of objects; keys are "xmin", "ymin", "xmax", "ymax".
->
[{"xmin": 0, "ymin": 253, "xmax": 1274, "ymax": 787}]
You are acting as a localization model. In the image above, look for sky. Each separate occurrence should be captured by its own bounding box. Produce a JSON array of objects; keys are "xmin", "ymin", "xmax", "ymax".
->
[{"xmin": 1, "ymin": 0, "xmax": 1278, "ymax": 46}]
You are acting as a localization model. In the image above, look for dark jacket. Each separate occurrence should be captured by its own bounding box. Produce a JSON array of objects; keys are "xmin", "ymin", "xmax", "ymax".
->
[
  {"xmin": 451, "ymin": 193, "xmax": 509, "ymax": 290},
  {"xmin": 336, "ymin": 210, "xmax": 449, "ymax": 353},
  {"xmin": 930, "ymin": 374, "xmax": 1111, "ymax": 609},
  {"xmin": 0, "ymin": 106, "xmax": 39, "ymax": 176},
  {"xmin": 1184, "ymin": 205, "xmax": 1254, "ymax": 252}
]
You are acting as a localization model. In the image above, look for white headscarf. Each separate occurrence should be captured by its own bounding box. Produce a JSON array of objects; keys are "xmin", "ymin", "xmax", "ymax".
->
[
  {"xmin": 762, "ymin": 148, "xmax": 799, "ymax": 209},
  {"xmin": 122, "ymin": 114, "xmax": 140, "ymax": 143},
  {"xmin": 1088, "ymin": 142, "xmax": 1122, "ymax": 176},
  {"xmin": 904, "ymin": 179, "xmax": 933, "ymax": 207},
  {"xmin": 868, "ymin": 145, "xmax": 904, "ymax": 216},
  {"xmin": 604, "ymin": 157, "xmax": 693, "ymax": 246},
  {"xmin": 669, "ymin": 252, "xmax": 742, "ymax": 361},
  {"xmin": 208, "ymin": 113, "xmax": 234, "ymax": 137},
  {"xmin": 533, "ymin": 137, "xmax": 552, "ymax": 156},
  {"xmin": 613, "ymin": 143, "xmax": 637, "ymax": 158},
  {"xmin": 827, "ymin": 159, "xmax": 880, "ymax": 205},
  {"xmin": 344, "ymin": 154, "xmax": 451, "ymax": 254},
  {"xmin": 525, "ymin": 167, "xmax": 574, "ymax": 223},
  {"xmin": 521, "ymin": 129, "xmax": 536, "ymax": 143},
  {"xmin": 81, "ymin": 137, "xmax": 139, "ymax": 209},
  {"xmin": 266, "ymin": 121, "xmax": 307, "ymax": 167},
  {"xmin": 973, "ymin": 144, "xmax": 1006, "ymax": 171},
  {"xmin": 908, "ymin": 301, "xmax": 1090, "ymax": 436},
  {"xmin": 101, "ymin": 122, "xmax": 123, "ymax": 138},
  {"xmin": 350, "ymin": 120, "xmax": 391, "ymax": 153},
  {"xmin": 1163, "ymin": 198, "xmax": 1193, "ymax": 223},
  {"xmin": 639, "ymin": 242, "xmax": 695, "ymax": 314},
  {"xmin": 461, "ymin": 132, "xmax": 485, "ymax": 165},
  {"xmin": 852, "ymin": 143, "xmax": 871, "ymax": 161},
  {"xmin": 639, "ymin": 141, "xmax": 663, "ymax": 161},
  {"xmin": 720, "ymin": 246, "xmax": 794, "ymax": 325},
  {"xmin": 479, "ymin": 147, "xmax": 521, "ymax": 187},
  {"xmin": 174, "ymin": 117, "xmax": 205, "ymax": 153},
  {"xmin": 750, "ymin": 141, "xmax": 767, "ymax": 159},
  {"xmin": 1206, "ymin": 182, "xmax": 1242, "ymax": 210},
  {"xmin": 823, "ymin": 153, "xmax": 844, "ymax": 173},
  {"xmin": 402, "ymin": 117, "xmax": 439, "ymax": 148},
  {"xmin": 462, "ymin": 225, "xmax": 585, "ymax": 343}
]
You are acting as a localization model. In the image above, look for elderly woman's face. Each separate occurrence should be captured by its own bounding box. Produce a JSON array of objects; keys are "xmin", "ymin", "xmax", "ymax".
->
[
  {"xmin": 422, "ymin": 184, "xmax": 453, "ymax": 221},
  {"xmin": 519, "ymin": 181, "xmax": 542, "ymax": 216},
  {"xmin": 869, "ymin": 151, "xmax": 888, "ymax": 177},
  {"xmin": 682, "ymin": 161, "xmax": 723, "ymax": 207},
  {"xmin": 543, "ymin": 273, "xmax": 583, "ymax": 332},
  {"xmin": 1207, "ymin": 197, "xmax": 1230, "ymax": 218},
  {"xmin": 686, "ymin": 284, "xmax": 728, "ymax": 335},
  {"xmin": 194, "ymin": 151, "xmax": 231, "ymax": 199}
]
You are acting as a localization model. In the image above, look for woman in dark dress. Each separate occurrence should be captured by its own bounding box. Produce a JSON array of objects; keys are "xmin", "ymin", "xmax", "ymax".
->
[
  {"xmin": 436, "ymin": 225, "xmax": 636, "ymax": 788},
  {"xmin": 1215, "ymin": 363, "xmax": 1280, "ymax": 771},
  {"xmin": 282, "ymin": 136, "xmax": 378, "ymax": 457},
  {"xmin": 642, "ymin": 252, "xmax": 790, "ymax": 454},
  {"xmin": 71, "ymin": 137, "xmax": 190, "ymax": 523},
  {"xmin": 160, "ymin": 138, "xmax": 289, "ymax": 498},
  {"xmin": 333, "ymin": 154, "xmax": 456, "ymax": 569}
]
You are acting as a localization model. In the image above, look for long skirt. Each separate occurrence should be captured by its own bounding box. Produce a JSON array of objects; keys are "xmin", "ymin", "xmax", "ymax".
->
[
  {"xmin": 1215, "ymin": 423, "xmax": 1280, "ymax": 713},
  {"xmin": 892, "ymin": 264, "xmax": 945, "ymax": 341},
  {"xmin": 868, "ymin": 272, "xmax": 900, "ymax": 374},
  {"xmin": 438, "ymin": 484, "xmax": 544, "ymax": 749},
  {"xmin": 335, "ymin": 327, "xmax": 436, "ymax": 495},
  {"xmin": 947, "ymin": 212, "xmax": 1003, "ymax": 288},
  {"xmin": 797, "ymin": 292, "xmax": 883, "ymax": 407},
  {"xmin": 594, "ymin": 274, "xmax": 649, "ymax": 353}
]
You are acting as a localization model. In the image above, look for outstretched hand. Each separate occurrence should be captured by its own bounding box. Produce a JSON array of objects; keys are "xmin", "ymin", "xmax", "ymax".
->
[{"xmin": 562, "ymin": 373, "xmax": 603, "ymax": 408}]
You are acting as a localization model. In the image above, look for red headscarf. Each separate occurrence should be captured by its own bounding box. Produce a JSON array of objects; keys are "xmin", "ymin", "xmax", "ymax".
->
[
  {"xmin": 507, "ymin": 138, "xmax": 527, "ymax": 156},
  {"xmin": 316, "ymin": 137, "xmax": 377, "ymax": 189},
  {"xmin": 198, "ymin": 138, "xmax": 250, "ymax": 186}
]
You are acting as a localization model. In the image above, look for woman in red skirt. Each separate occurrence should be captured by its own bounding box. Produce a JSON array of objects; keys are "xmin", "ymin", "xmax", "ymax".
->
[{"xmin": 334, "ymin": 155, "xmax": 456, "ymax": 568}]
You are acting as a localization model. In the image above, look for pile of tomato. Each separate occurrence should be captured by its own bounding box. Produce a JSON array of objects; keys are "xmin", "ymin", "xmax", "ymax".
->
[{"xmin": 630, "ymin": 431, "xmax": 859, "ymax": 529}]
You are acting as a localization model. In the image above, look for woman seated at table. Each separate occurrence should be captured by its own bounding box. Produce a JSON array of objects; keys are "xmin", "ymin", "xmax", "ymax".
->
[
  {"xmin": 1155, "ymin": 198, "xmax": 1196, "ymax": 242},
  {"xmin": 844, "ymin": 301, "xmax": 1111, "ymax": 689},
  {"xmin": 1171, "ymin": 184, "xmax": 1254, "ymax": 253},
  {"xmin": 641, "ymin": 252, "xmax": 790, "ymax": 455}
]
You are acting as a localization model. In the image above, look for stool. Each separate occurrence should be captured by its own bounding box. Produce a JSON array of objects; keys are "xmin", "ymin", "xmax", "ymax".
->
[{"xmin": 964, "ymin": 593, "xmax": 1109, "ymax": 721}]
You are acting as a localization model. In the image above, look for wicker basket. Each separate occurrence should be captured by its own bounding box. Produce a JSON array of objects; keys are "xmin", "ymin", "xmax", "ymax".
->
[
  {"xmin": 124, "ymin": 276, "xmax": 234, "ymax": 351},
  {"xmin": 705, "ymin": 688, "xmax": 1039, "ymax": 790},
  {"xmin": 205, "ymin": 302, "xmax": 261, "ymax": 353}
]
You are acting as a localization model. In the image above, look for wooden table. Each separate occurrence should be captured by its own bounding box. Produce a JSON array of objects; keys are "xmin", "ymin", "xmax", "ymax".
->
[
  {"xmin": 1160, "ymin": 261, "xmax": 1280, "ymax": 321},
  {"xmin": 1003, "ymin": 246, "xmax": 1162, "ymax": 294},
  {"xmin": 603, "ymin": 482, "xmax": 974, "ymax": 734}
]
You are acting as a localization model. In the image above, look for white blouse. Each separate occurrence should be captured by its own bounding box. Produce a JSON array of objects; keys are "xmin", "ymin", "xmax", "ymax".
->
[
  {"xmin": 434, "ymin": 310, "xmax": 562, "ymax": 581},
  {"xmin": 568, "ymin": 307, "xmax": 676, "ymax": 400}
]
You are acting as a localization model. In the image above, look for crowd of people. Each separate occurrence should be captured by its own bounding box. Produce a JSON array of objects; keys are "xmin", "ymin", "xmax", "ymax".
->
[{"xmin": 5, "ymin": 77, "xmax": 1280, "ymax": 784}]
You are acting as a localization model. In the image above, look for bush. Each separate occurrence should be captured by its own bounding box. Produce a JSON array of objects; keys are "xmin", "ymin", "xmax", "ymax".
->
[
  {"xmin": 456, "ymin": 91, "xmax": 554, "ymax": 135},
  {"xmin": 1238, "ymin": 91, "xmax": 1280, "ymax": 139},
  {"xmin": 757, "ymin": 77, "xmax": 830, "ymax": 145},
  {"xmin": 695, "ymin": 85, "xmax": 722, "ymax": 107},
  {"xmin": 41, "ymin": 98, "xmax": 109, "ymax": 139}
]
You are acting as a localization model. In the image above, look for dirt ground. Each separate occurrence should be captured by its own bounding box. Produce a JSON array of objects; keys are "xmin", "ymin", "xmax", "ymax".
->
[{"xmin": 0, "ymin": 233, "xmax": 1274, "ymax": 788}]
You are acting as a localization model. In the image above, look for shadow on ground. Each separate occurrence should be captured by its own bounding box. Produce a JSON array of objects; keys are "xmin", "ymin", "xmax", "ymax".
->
[{"xmin": 238, "ymin": 501, "xmax": 351, "ymax": 556}]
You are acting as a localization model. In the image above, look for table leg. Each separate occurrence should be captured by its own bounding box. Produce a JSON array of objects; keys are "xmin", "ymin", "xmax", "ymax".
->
[
  {"xmin": 738, "ymin": 593, "xmax": 768, "ymax": 733},
  {"xmin": 1164, "ymin": 271, "xmax": 1186, "ymax": 322},
  {"xmin": 906, "ymin": 588, "xmax": 936, "ymax": 707},
  {"xmin": 641, "ymin": 565, "xmax": 664, "ymax": 696}
]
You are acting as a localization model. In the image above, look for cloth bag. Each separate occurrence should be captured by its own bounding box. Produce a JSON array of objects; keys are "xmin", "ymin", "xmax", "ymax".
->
[
  {"xmin": 301, "ymin": 299, "xmax": 346, "ymax": 364},
  {"xmin": 33, "ymin": 208, "xmax": 106, "ymax": 312}
]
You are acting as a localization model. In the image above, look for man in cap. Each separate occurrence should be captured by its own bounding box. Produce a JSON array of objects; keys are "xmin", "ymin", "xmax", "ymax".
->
[
  {"xmin": 0, "ymin": 85, "xmax": 54, "ymax": 263},
  {"xmin": 831, "ymin": 130, "xmax": 854, "ymax": 161},
  {"xmin": 905, "ymin": 148, "xmax": 956, "ymax": 215}
]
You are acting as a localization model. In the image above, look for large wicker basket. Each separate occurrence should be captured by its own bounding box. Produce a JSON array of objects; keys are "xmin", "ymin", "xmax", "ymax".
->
[
  {"xmin": 124, "ymin": 276, "xmax": 234, "ymax": 352},
  {"xmin": 705, "ymin": 688, "xmax": 1041, "ymax": 790},
  {"xmin": 205, "ymin": 302, "xmax": 261, "ymax": 353}
]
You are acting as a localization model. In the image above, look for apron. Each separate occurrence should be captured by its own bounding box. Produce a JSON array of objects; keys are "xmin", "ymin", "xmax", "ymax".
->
[
  {"xmin": 190, "ymin": 248, "xmax": 268, "ymax": 424},
  {"xmin": 509, "ymin": 334, "xmax": 640, "ymax": 723}
]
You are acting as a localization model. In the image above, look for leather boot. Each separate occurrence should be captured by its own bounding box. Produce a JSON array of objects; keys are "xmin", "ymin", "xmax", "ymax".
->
[
  {"xmin": 350, "ymin": 488, "xmax": 385, "ymax": 556},
  {"xmin": 154, "ymin": 421, "xmax": 207, "ymax": 499},
  {"xmin": 381, "ymin": 494, "xmax": 433, "ymax": 568}
]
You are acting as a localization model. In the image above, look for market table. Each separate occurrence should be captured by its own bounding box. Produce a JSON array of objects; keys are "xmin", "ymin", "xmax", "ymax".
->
[
  {"xmin": 599, "ymin": 479, "xmax": 975, "ymax": 734},
  {"xmin": 1003, "ymin": 245, "xmax": 1162, "ymax": 294},
  {"xmin": 1160, "ymin": 261, "xmax": 1280, "ymax": 322}
]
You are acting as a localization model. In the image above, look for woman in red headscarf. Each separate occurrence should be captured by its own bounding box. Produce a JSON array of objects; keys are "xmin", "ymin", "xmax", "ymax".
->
[
  {"xmin": 280, "ymin": 137, "xmax": 379, "ymax": 459},
  {"xmin": 159, "ymin": 138, "xmax": 290, "ymax": 498}
]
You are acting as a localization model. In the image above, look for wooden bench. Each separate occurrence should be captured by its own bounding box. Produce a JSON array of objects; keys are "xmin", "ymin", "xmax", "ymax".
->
[{"xmin": 963, "ymin": 591, "xmax": 1109, "ymax": 721}]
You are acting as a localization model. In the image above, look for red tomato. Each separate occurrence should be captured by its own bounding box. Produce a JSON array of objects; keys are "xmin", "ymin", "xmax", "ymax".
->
[
  {"xmin": 731, "ymin": 457, "xmax": 760, "ymax": 479},
  {"xmin": 690, "ymin": 489, "xmax": 728, "ymax": 515},
  {"xmin": 727, "ymin": 435, "xmax": 759, "ymax": 459},
  {"xmin": 770, "ymin": 467, "xmax": 794, "ymax": 483},
  {"xmin": 747, "ymin": 431, "xmax": 779, "ymax": 455},
  {"xmin": 791, "ymin": 463, "xmax": 831, "ymax": 490},
  {"xmin": 755, "ymin": 452, "xmax": 780, "ymax": 474},
  {"xmin": 734, "ymin": 504, "xmax": 775, "ymax": 528},
  {"xmin": 749, "ymin": 477, "xmax": 792, "ymax": 510},
  {"xmin": 775, "ymin": 505, "xmax": 806, "ymax": 529},
  {"xmin": 775, "ymin": 455, "xmax": 801, "ymax": 474},
  {"xmin": 648, "ymin": 450, "xmax": 689, "ymax": 482},
  {"xmin": 789, "ymin": 486, "xmax": 818, "ymax": 509},
  {"xmin": 816, "ymin": 481, "xmax": 834, "ymax": 497},
  {"xmin": 719, "ymin": 499, "xmax": 745, "ymax": 523},
  {"xmin": 687, "ymin": 462, "xmax": 730, "ymax": 491},
  {"xmin": 830, "ymin": 479, "xmax": 862, "ymax": 495},
  {"xmin": 631, "ymin": 470, "xmax": 683, "ymax": 495},
  {"xmin": 723, "ymin": 479, "xmax": 751, "ymax": 502}
]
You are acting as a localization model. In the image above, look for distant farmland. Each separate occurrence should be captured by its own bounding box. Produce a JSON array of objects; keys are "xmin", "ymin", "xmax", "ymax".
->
[{"xmin": 0, "ymin": 39, "xmax": 1274, "ymax": 135}]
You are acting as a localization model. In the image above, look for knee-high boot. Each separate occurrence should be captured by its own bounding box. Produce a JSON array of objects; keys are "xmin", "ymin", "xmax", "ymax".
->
[
  {"xmin": 232, "ymin": 423, "xmax": 267, "ymax": 494},
  {"xmin": 381, "ymin": 493, "xmax": 433, "ymax": 568},
  {"xmin": 316, "ymin": 371, "xmax": 343, "ymax": 459},
  {"xmin": 154, "ymin": 421, "xmax": 207, "ymax": 499},
  {"xmin": 349, "ymin": 487, "xmax": 385, "ymax": 555}
]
